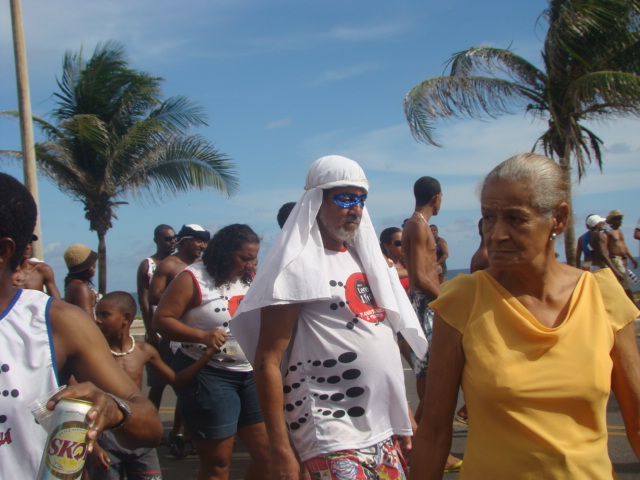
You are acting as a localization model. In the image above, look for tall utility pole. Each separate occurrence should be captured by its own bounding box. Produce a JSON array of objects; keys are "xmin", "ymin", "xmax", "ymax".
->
[{"xmin": 10, "ymin": 0, "xmax": 43, "ymax": 259}]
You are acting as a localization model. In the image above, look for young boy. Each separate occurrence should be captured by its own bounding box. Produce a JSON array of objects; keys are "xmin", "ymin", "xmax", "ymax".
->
[{"xmin": 87, "ymin": 291, "xmax": 213, "ymax": 479}]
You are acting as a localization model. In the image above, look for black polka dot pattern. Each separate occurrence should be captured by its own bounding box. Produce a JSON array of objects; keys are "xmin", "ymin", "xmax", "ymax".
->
[
  {"xmin": 283, "ymin": 351, "xmax": 368, "ymax": 430},
  {"xmin": 0, "ymin": 363, "xmax": 19, "ymax": 430}
]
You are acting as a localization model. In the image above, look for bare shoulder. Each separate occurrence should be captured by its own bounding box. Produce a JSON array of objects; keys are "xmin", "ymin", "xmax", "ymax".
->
[
  {"xmin": 157, "ymin": 255, "xmax": 185, "ymax": 275},
  {"xmin": 136, "ymin": 340, "xmax": 159, "ymax": 359}
]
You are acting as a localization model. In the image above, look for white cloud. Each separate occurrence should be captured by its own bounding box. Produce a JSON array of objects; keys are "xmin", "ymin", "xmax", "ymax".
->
[
  {"xmin": 311, "ymin": 62, "xmax": 383, "ymax": 86},
  {"xmin": 265, "ymin": 117, "xmax": 292, "ymax": 130}
]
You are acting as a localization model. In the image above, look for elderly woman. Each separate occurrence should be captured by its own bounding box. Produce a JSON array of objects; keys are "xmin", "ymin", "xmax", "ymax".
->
[
  {"xmin": 410, "ymin": 153, "xmax": 640, "ymax": 479},
  {"xmin": 153, "ymin": 224, "xmax": 270, "ymax": 480},
  {"xmin": 63, "ymin": 243, "xmax": 100, "ymax": 317}
]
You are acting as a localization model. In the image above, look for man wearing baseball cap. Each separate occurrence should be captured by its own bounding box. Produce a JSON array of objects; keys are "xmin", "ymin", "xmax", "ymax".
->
[{"xmin": 575, "ymin": 214, "xmax": 606, "ymax": 270}]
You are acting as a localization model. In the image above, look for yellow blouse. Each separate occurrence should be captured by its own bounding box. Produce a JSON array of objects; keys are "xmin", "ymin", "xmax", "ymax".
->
[{"xmin": 430, "ymin": 268, "xmax": 639, "ymax": 480}]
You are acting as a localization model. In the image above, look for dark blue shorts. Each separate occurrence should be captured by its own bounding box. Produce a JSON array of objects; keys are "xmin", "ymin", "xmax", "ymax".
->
[{"xmin": 172, "ymin": 349, "xmax": 263, "ymax": 441}]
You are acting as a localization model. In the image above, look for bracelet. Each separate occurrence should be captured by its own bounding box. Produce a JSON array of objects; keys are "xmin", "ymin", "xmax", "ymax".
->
[{"xmin": 105, "ymin": 393, "xmax": 132, "ymax": 430}]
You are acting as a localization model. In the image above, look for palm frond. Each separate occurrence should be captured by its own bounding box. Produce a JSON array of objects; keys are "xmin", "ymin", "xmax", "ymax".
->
[
  {"xmin": 148, "ymin": 96, "xmax": 209, "ymax": 134},
  {"xmin": 449, "ymin": 47, "xmax": 547, "ymax": 91},
  {"xmin": 120, "ymin": 135, "xmax": 239, "ymax": 200},
  {"xmin": 569, "ymin": 71, "xmax": 640, "ymax": 117},
  {"xmin": 404, "ymin": 76, "xmax": 539, "ymax": 145}
]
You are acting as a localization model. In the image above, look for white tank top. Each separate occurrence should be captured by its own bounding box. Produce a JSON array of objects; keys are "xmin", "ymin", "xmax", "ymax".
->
[
  {"xmin": 0, "ymin": 289, "xmax": 58, "ymax": 478},
  {"xmin": 179, "ymin": 263, "xmax": 252, "ymax": 371}
]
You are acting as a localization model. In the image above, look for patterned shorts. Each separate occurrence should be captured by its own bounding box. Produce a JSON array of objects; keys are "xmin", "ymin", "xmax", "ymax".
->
[
  {"xmin": 408, "ymin": 291, "xmax": 434, "ymax": 378},
  {"xmin": 305, "ymin": 437, "xmax": 407, "ymax": 480}
]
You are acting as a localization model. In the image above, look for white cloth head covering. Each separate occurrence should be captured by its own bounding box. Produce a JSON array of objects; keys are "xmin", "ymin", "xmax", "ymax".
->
[{"xmin": 231, "ymin": 155, "xmax": 427, "ymax": 363}]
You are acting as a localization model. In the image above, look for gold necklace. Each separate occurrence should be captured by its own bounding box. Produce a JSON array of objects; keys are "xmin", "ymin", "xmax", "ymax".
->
[{"xmin": 413, "ymin": 211, "xmax": 429, "ymax": 225}]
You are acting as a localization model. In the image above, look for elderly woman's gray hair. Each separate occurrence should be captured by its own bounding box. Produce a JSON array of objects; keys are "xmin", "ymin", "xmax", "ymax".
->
[{"xmin": 482, "ymin": 153, "xmax": 568, "ymax": 217}]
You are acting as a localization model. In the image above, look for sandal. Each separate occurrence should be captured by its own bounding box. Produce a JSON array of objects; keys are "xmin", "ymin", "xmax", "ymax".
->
[{"xmin": 444, "ymin": 460, "xmax": 463, "ymax": 473}]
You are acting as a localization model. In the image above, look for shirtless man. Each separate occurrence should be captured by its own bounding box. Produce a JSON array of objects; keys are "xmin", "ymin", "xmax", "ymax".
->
[
  {"xmin": 147, "ymin": 223, "xmax": 209, "ymax": 455},
  {"xmin": 606, "ymin": 210, "xmax": 638, "ymax": 302},
  {"xmin": 136, "ymin": 224, "xmax": 177, "ymax": 347},
  {"xmin": 402, "ymin": 176, "xmax": 462, "ymax": 472},
  {"xmin": 148, "ymin": 224, "xmax": 209, "ymax": 306},
  {"xmin": 0, "ymin": 172, "xmax": 162, "ymax": 478},
  {"xmin": 11, "ymin": 236, "xmax": 61, "ymax": 298}
]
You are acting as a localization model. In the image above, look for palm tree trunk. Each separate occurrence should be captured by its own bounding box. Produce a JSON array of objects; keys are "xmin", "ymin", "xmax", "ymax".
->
[
  {"xmin": 97, "ymin": 231, "xmax": 107, "ymax": 294},
  {"xmin": 559, "ymin": 155, "xmax": 576, "ymax": 266}
]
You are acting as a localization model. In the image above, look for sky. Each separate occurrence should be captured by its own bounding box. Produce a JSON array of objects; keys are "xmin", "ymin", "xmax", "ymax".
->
[{"xmin": 1, "ymin": 0, "xmax": 639, "ymax": 294}]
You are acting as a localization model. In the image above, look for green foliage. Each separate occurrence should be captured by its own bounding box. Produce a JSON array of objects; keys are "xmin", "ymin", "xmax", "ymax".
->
[
  {"xmin": 31, "ymin": 40, "xmax": 239, "ymax": 291},
  {"xmin": 404, "ymin": 0, "xmax": 640, "ymax": 264}
]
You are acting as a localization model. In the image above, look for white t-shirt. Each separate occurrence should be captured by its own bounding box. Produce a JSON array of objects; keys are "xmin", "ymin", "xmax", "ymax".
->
[
  {"xmin": 178, "ymin": 262, "xmax": 251, "ymax": 371},
  {"xmin": 0, "ymin": 289, "xmax": 58, "ymax": 478},
  {"xmin": 282, "ymin": 247, "xmax": 412, "ymax": 461}
]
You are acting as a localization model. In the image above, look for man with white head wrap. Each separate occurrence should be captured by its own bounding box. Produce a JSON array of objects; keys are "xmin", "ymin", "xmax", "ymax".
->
[{"xmin": 231, "ymin": 155, "xmax": 427, "ymax": 479}]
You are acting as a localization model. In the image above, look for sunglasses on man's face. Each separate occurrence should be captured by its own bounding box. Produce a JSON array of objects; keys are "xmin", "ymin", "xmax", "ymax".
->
[
  {"xmin": 333, "ymin": 193, "xmax": 367, "ymax": 209},
  {"xmin": 611, "ymin": 216, "xmax": 623, "ymax": 221},
  {"xmin": 161, "ymin": 235, "xmax": 177, "ymax": 242}
]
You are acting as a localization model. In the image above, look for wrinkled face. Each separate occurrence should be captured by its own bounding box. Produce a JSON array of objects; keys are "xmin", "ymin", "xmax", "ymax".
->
[
  {"xmin": 180, "ymin": 237, "xmax": 207, "ymax": 259},
  {"xmin": 155, "ymin": 227, "xmax": 177, "ymax": 254},
  {"xmin": 229, "ymin": 242, "xmax": 260, "ymax": 281},
  {"xmin": 317, "ymin": 186, "xmax": 366, "ymax": 244},
  {"xmin": 384, "ymin": 231, "xmax": 403, "ymax": 260},
  {"xmin": 94, "ymin": 299, "xmax": 126, "ymax": 336},
  {"xmin": 481, "ymin": 178, "xmax": 554, "ymax": 269}
]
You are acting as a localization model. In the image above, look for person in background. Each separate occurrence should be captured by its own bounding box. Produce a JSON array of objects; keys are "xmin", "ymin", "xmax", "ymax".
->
[
  {"xmin": 64, "ymin": 243, "xmax": 100, "ymax": 318},
  {"xmin": 380, "ymin": 226, "xmax": 409, "ymax": 291},
  {"xmin": 575, "ymin": 214, "xmax": 606, "ymax": 270},
  {"xmin": 12, "ymin": 234, "xmax": 61, "ymax": 298},
  {"xmin": 88, "ymin": 291, "xmax": 213, "ymax": 480},
  {"xmin": 410, "ymin": 153, "xmax": 640, "ymax": 480},
  {"xmin": 606, "ymin": 210, "xmax": 639, "ymax": 303},
  {"xmin": 277, "ymin": 202, "xmax": 296, "ymax": 229},
  {"xmin": 430, "ymin": 225, "xmax": 448, "ymax": 284},
  {"xmin": 148, "ymin": 223, "xmax": 209, "ymax": 455},
  {"xmin": 0, "ymin": 172, "xmax": 162, "ymax": 478},
  {"xmin": 137, "ymin": 224, "xmax": 177, "ymax": 351},
  {"xmin": 402, "ymin": 176, "xmax": 462, "ymax": 473},
  {"xmin": 154, "ymin": 224, "xmax": 270, "ymax": 480}
]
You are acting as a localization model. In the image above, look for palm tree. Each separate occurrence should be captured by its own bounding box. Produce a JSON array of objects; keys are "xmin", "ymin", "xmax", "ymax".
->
[
  {"xmin": 8, "ymin": 41, "xmax": 238, "ymax": 292},
  {"xmin": 404, "ymin": 0, "xmax": 640, "ymax": 265}
]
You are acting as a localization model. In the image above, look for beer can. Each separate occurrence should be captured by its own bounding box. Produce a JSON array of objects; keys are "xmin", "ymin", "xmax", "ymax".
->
[{"xmin": 36, "ymin": 398, "xmax": 93, "ymax": 480}]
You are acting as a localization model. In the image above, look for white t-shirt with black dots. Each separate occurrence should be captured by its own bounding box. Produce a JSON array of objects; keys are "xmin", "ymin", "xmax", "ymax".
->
[
  {"xmin": 0, "ymin": 289, "xmax": 58, "ymax": 478},
  {"xmin": 179, "ymin": 262, "xmax": 252, "ymax": 371},
  {"xmin": 282, "ymin": 247, "xmax": 412, "ymax": 461}
]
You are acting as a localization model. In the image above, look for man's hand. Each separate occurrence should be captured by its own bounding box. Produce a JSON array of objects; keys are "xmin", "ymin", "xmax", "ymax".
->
[
  {"xmin": 47, "ymin": 382, "xmax": 130, "ymax": 452},
  {"xmin": 271, "ymin": 447, "xmax": 302, "ymax": 480}
]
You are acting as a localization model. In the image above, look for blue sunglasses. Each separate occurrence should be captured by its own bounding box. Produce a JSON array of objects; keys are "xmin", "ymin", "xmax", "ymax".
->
[{"xmin": 333, "ymin": 193, "xmax": 367, "ymax": 209}]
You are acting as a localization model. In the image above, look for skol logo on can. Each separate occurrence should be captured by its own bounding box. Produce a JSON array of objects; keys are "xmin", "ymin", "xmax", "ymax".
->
[{"xmin": 36, "ymin": 398, "xmax": 93, "ymax": 480}]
